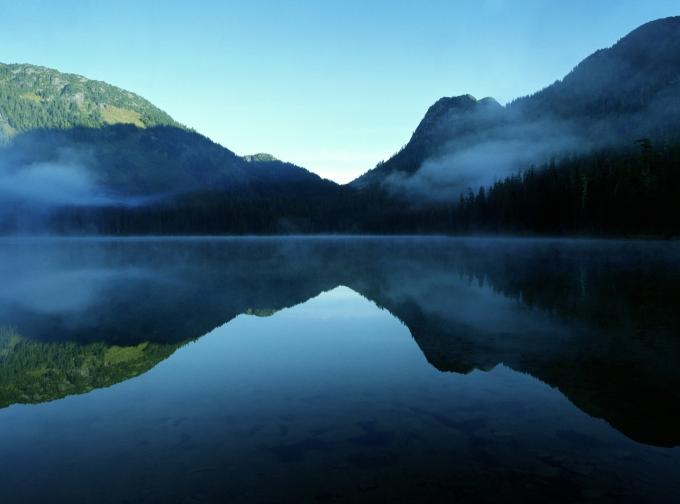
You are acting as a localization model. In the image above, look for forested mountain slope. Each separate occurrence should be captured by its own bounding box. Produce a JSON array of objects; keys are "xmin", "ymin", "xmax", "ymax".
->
[{"xmin": 352, "ymin": 17, "xmax": 680, "ymax": 202}]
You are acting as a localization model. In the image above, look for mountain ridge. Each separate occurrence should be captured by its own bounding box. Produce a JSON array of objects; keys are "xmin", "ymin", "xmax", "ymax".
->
[
  {"xmin": 351, "ymin": 16, "xmax": 680, "ymax": 195},
  {"xmin": 0, "ymin": 62, "xmax": 341, "ymax": 208},
  {"xmin": 1, "ymin": 16, "xmax": 680, "ymax": 235},
  {"xmin": 0, "ymin": 62, "xmax": 181, "ymax": 138}
]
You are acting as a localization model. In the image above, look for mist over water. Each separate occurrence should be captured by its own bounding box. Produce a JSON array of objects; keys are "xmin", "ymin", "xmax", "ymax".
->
[{"xmin": 0, "ymin": 236, "xmax": 679, "ymax": 503}]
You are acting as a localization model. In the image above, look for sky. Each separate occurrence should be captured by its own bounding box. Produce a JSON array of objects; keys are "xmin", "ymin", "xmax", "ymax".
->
[{"xmin": 1, "ymin": 1, "xmax": 678, "ymax": 183}]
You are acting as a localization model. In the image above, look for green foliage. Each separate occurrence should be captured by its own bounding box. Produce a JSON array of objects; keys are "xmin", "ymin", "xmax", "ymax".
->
[
  {"xmin": 0, "ymin": 327, "xmax": 179, "ymax": 408},
  {"xmin": 0, "ymin": 63, "xmax": 179, "ymax": 137},
  {"xmin": 100, "ymin": 105, "xmax": 144, "ymax": 127}
]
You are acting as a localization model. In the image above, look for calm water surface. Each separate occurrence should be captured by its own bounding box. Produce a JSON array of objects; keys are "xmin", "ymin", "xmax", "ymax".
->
[{"xmin": 0, "ymin": 237, "xmax": 679, "ymax": 503}]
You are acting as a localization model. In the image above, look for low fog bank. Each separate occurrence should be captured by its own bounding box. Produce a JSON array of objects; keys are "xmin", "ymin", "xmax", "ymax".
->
[
  {"xmin": 0, "ymin": 148, "xmax": 113, "ymax": 207},
  {"xmin": 386, "ymin": 113, "xmax": 588, "ymax": 203},
  {"xmin": 385, "ymin": 103, "xmax": 678, "ymax": 203},
  {"xmin": 0, "ymin": 145, "xmax": 170, "ymax": 234}
]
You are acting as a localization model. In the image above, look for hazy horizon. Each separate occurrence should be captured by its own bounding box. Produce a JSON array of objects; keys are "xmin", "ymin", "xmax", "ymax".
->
[{"xmin": 1, "ymin": 1, "xmax": 678, "ymax": 182}]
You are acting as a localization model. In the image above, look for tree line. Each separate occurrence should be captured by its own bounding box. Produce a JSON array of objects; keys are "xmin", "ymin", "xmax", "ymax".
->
[
  {"xmin": 4, "ymin": 139, "xmax": 678, "ymax": 237},
  {"xmin": 451, "ymin": 139, "xmax": 680, "ymax": 236}
]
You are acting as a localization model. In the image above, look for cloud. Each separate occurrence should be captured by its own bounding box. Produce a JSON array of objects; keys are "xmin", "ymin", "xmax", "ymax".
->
[
  {"xmin": 0, "ymin": 145, "xmax": 172, "ymax": 233},
  {"xmin": 0, "ymin": 147, "xmax": 116, "ymax": 206},
  {"xmin": 0, "ymin": 145, "xmax": 172, "ymax": 212}
]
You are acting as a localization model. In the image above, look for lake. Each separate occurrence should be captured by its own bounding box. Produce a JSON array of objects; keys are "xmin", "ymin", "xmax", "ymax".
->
[{"xmin": 0, "ymin": 236, "xmax": 678, "ymax": 503}]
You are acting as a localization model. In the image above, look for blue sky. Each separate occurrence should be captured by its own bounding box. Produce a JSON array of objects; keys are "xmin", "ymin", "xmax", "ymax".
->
[{"xmin": 1, "ymin": 1, "xmax": 678, "ymax": 182}]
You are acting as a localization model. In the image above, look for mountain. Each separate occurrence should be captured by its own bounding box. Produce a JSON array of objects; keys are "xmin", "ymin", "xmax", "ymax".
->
[
  {"xmin": 2, "ymin": 17, "xmax": 680, "ymax": 236},
  {"xmin": 1, "ymin": 125, "xmax": 338, "ymax": 197},
  {"xmin": 351, "ymin": 16, "xmax": 680, "ymax": 199},
  {"xmin": 511, "ymin": 16, "xmax": 680, "ymax": 127},
  {"xmin": 0, "ymin": 63, "xmax": 350, "ymax": 233},
  {"xmin": 351, "ymin": 95, "xmax": 505, "ymax": 190},
  {"xmin": 0, "ymin": 63, "xmax": 178, "ymax": 139},
  {"xmin": 507, "ymin": 15, "xmax": 680, "ymax": 146}
]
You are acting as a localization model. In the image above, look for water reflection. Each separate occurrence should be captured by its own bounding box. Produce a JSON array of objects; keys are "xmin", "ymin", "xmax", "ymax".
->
[{"xmin": 0, "ymin": 237, "xmax": 679, "ymax": 502}]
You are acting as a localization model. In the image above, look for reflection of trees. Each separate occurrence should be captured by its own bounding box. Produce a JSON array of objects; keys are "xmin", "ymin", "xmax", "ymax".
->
[
  {"xmin": 0, "ymin": 238, "xmax": 678, "ymax": 445},
  {"xmin": 0, "ymin": 327, "xmax": 180, "ymax": 408},
  {"xmin": 336, "ymin": 240, "xmax": 680, "ymax": 447}
]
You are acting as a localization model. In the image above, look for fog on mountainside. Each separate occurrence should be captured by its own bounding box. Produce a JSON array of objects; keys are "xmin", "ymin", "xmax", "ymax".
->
[
  {"xmin": 382, "ymin": 99, "xmax": 586, "ymax": 202},
  {"xmin": 1, "ymin": 18, "xmax": 680, "ymax": 236},
  {"xmin": 355, "ymin": 16, "xmax": 680, "ymax": 203},
  {"xmin": 0, "ymin": 62, "xmax": 345, "ymax": 233}
]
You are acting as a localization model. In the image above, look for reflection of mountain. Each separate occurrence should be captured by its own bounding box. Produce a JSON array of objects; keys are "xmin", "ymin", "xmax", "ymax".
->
[
  {"xmin": 340, "ymin": 240, "xmax": 680, "ymax": 448},
  {"xmin": 0, "ymin": 239, "xmax": 340, "ymax": 345},
  {"xmin": 0, "ymin": 238, "xmax": 678, "ymax": 447},
  {"xmin": 0, "ymin": 327, "xmax": 180, "ymax": 408}
]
